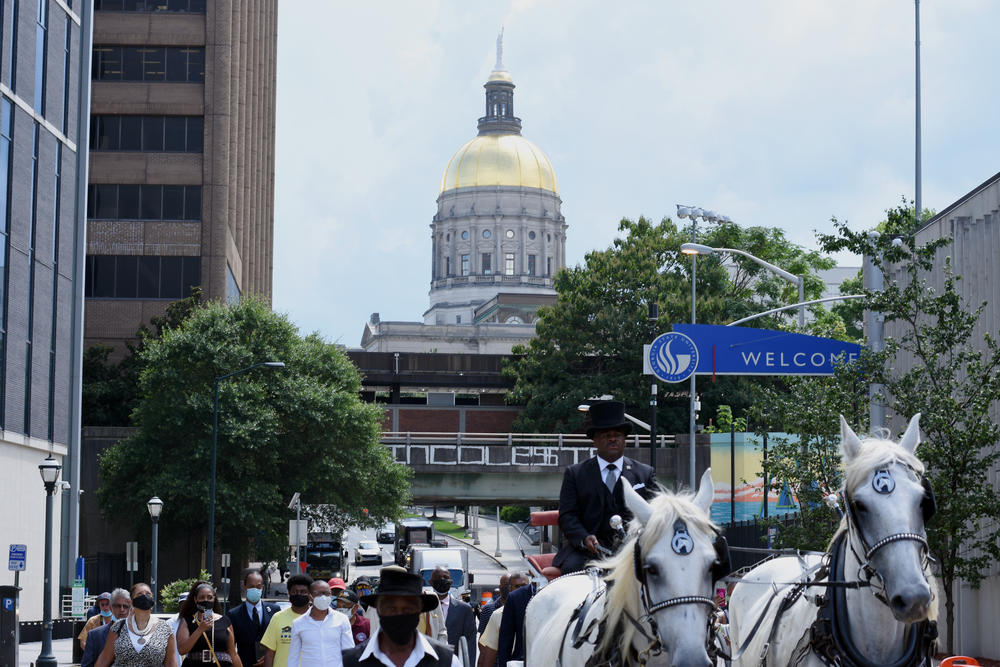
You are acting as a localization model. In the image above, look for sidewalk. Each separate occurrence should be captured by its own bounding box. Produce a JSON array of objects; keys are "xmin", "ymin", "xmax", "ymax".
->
[
  {"xmin": 17, "ymin": 638, "xmax": 75, "ymax": 666},
  {"xmin": 426, "ymin": 508, "xmax": 543, "ymax": 574}
]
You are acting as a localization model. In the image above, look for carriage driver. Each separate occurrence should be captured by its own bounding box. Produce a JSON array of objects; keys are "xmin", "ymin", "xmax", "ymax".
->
[{"xmin": 552, "ymin": 400, "xmax": 658, "ymax": 575}]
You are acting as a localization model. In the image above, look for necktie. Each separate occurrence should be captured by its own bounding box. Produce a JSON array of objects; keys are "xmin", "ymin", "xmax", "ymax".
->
[
  {"xmin": 605, "ymin": 464, "xmax": 618, "ymax": 491},
  {"xmin": 252, "ymin": 606, "xmax": 260, "ymax": 630}
]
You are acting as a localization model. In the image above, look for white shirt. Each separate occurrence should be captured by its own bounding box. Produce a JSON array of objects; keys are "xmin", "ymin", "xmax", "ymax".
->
[
  {"xmin": 438, "ymin": 595, "xmax": 449, "ymax": 620},
  {"xmin": 597, "ymin": 455, "xmax": 622, "ymax": 485},
  {"xmin": 287, "ymin": 608, "xmax": 353, "ymax": 667},
  {"xmin": 357, "ymin": 628, "xmax": 461, "ymax": 667}
]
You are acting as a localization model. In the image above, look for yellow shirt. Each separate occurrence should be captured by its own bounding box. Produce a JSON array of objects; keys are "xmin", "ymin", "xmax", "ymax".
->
[
  {"xmin": 260, "ymin": 607, "xmax": 305, "ymax": 667},
  {"xmin": 478, "ymin": 607, "xmax": 503, "ymax": 651},
  {"xmin": 78, "ymin": 614, "xmax": 110, "ymax": 648}
]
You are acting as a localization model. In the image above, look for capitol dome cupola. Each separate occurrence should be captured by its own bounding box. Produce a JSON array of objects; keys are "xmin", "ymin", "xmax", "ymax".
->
[{"xmin": 425, "ymin": 32, "xmax": 568, "ymax": 327}]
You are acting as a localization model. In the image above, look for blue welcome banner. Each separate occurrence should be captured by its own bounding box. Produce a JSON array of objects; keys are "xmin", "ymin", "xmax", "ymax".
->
[{"xmin": 671, "ymin": 324, "xmax": 863, "ymax": 376}]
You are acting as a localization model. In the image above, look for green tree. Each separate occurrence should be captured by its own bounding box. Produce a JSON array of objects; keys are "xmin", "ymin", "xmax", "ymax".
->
[
  {"xmin": 505, "ymin": 216, "xmax": 835, "ymax": 434},
  {"xmin": 82, "ymin": 288, "xmax": 204, "ymax": 426},
  {"xmin": 817, "ymin": 208, "xmax": 1000, "ymax": 651},
  {"xmin": 97, "ymin": 297, "xmax": 411, "ymax": 568}
]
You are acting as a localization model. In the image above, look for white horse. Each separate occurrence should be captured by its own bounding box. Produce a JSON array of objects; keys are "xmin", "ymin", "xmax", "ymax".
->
[
  {"xmin": 727, "ymin": 414, "xmax": 940, "ymax": 667},
  {"xmin": 523, "ymin": 468, "xmax": 728, "ymax": 667}
]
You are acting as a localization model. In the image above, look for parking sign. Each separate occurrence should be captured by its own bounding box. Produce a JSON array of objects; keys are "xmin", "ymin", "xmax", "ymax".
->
[{"xmin": 8, "ymin": 544, "xmax": 26, "ymax": 571}]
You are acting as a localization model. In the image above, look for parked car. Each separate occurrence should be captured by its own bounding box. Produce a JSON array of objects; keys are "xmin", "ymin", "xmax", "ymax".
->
[
  {"xmin": 376, "ymin": 522, "xmax": 396, "ymax": 544},
  {"xmin": 355, "ymin": 540, "xmax": 382, "ymax": 565}
]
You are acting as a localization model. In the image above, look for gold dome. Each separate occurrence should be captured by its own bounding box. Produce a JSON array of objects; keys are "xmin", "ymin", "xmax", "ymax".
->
[
  {"xmin": 440, "ymin": 134, "xmax": 559, "ymax": 194},
  {"xmin": 488, "ymin": 69, "xmax": 513, "ymax": 83}
]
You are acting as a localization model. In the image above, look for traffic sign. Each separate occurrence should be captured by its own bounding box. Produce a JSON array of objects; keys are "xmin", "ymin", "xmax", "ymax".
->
[
  {"xmin": 647, "ymin": 332, "xmax": 699, "ymax": 383},
  {"xmin": 8, "ymin": 545, "xmax": 26, "ymax": 572},
  {"xmin": 126, "ymin": 542, "xmax": 139, "ymax": 572}
]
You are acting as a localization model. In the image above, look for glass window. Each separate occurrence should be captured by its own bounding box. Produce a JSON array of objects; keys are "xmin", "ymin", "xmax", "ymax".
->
[
  {"xmin": 94, "ymin": 184, "xmax": 118, "ymax": 218},
  {"xmin": 33, "ymin": 3, "xmax": 47, "ymax": 113},
  {"xmin": 445, "ymin": 257, "xmax": 450, "ymax": 276},
  {"xmin": 482, "ymin": 253, "xmax": 491, "ymax": 275},
  {"xmin": 547, "ymin": 257, "xmax": 552, "ymax": 276},
  {"xmin": 92, "ymin": 255, "xmax": 116, "ymax": 296},
  {"xmin": 160, "ymin": 256, "xmax": 182, "ymax": 297},
  {"xmin": 506, "ymin": 229, "xmax": 514, "ymax": 239},
  {"xmin": 482, "ymin": 229, "xmax": 491, "ymax": 239},
  {"xmin": 184, "ymin": 186, "xmax": 201, "ymax": 220},
  {"xmin": 137, "ymin": 256, "xmax": 158, "ymax": 297},
  {"xmin": 142, "ymin": 115, "xmax": 164, "ymax": 150},
  {"xmin": 142, "ymin": 47, "xmax": 165, "ymax": 81},
  {"xmin": 120, "ymin": 116, "xmax": 142, "ymax": 149},
  {"xmin": 94, "ymin": 115, "xmax": 121, "ymax": 149},
  {"xmin": 121, "ymin": 47, "xmax": 142, "ymax": 80},
  {"xmin": 94, "ymin": 46, "xmax": 205, "ymax": 81},
  {"xmin": 115, "ymin": 256, "xmax": 137, "ymax": 297},
  {"xmin": 161, "ymin": 185, "xmax": 184, "ymax": 220},
  {"xmin": 461, "ymin": 230, "xmax": 468, "ymax": 240},
  {"xmin": 96, "ymin": 46, "xmax": 122, "ymax": 80},
  {"xmin": 187, "ymin": 116, "xmax": 203, "ymax": 151},
  {"xmin": 225, "ymin": 264, "xmax": 240, "ymax": 304},
  {"xmin": 182, "ymin": 256, "xmax": 200, "ymax": 295},
  {"xmin": 461, "ymin": 254, "xmax": 469, "ymax": 276},
  {"xmin": 528, "ymin": 254, "xmax": 536, "ymax": 276},
  {"xmin": 117, "ymin": 184, "xmax": 140, "ymax": 219},
  {"xmin": 505, "ymin": 253, "xmax": 514, "ymax": 275},
  {"xmin": 529, "ymin": 231, "xmax": 536, "ymax": 240},
  {"xmin": 140, "ymin": 185, "xmax": 162, "ymax": 219},
  {"xmin": 165, "ymin": 47, "xmax": 186, "ymax": 81},
  {"xmin": 184, "ymin": 48, "xmax": 204, "ymax": 82},
  {"xmin": 163, "ymin": 116, "xmax": 186, "ymax": 151}
]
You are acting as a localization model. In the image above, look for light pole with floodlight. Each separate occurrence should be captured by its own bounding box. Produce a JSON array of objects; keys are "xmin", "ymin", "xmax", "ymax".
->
[
  {"xmin": 37, "ymin": 456, "xmax": 62, "ymax": 667},
  {"xmin": 208, "ymin": 361, "xmax": 285, "ymax": 577},
  {"xmin": 147, "ymin": 496, "xmax": 163, "ymax": 612}
]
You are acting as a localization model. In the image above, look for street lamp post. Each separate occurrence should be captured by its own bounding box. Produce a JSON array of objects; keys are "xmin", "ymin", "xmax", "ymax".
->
[
  {"xmin": 147, "ymin": 496, "xmax": 163, "ymax": 612},
  {"xmin": 208, "ymin": 361, "xmax": 285, "ymax": 577},
  {"xmin": 680, "ymin": 242, "xmax": 806, "ymax": 329},
  {"xmin": 37, "ymin": 456, "xmax": 62, "ymax": 667}
]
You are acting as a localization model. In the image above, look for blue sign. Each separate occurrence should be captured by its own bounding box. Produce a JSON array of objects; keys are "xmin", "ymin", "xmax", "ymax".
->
[
  {"xmin": 672, "ymin": 324, "xmax": 863, "ymax": 376},
  {"xmin": 2, "ymin": 598, "xmax": 13, "ymax": 611},
  {"xmin": 8, "ymin": 544, "xmax": 26, "ymax": 572},
  {"xmin": 648, "ymin": 332, "xmax": 699, "ymax": 382}
]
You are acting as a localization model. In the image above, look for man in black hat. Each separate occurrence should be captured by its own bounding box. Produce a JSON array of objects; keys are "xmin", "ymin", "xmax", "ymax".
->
[
  {"xmin": 552, "ymin": 400, "xmax": 657, "ymax": 575},
  {"xmin": 342, "ymin": 566, "xmax": 461, "ymax": 667}
]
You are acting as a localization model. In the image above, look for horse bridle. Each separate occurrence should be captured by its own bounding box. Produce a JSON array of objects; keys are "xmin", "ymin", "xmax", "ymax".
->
[
  {"xmin": 625, "ymin": 529, "xmax": 731, "ymax": 653},
  {"xmin": 840, "ymin": 469, "xmax": 937, "ymax": 603}
]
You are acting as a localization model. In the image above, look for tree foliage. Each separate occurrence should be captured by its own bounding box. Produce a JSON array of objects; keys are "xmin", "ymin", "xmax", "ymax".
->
[
  {"xmin": 97, "ymin": 297, "xmax": 411, "ymax": 568},
  {"xmin": 505, "ymin": 216, "xmax": 835, "ymax": 434},
  {"xmin": 816, "ymin": 207, "xmax": 1000, "ymax": 650}
]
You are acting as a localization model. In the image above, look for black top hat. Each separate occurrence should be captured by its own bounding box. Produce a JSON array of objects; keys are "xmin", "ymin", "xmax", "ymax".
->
[
  {"xmin": 359, "ymin": 566, "xmax": 439, "ymax": 612},
  {"xmin": 586, "ymin": 400, "xmax": 633, "ymax": 438}
]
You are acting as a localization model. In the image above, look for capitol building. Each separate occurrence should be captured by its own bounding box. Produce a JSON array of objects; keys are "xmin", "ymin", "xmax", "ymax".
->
[{"xmin": 362, "ymin": 38, "xmax": 567, "ymax": 353}]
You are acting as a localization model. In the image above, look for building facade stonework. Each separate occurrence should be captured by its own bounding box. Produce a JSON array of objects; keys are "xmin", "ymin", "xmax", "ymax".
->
[{"xmin": 85, "ymin": 0, "xmax": 277, "ymax": 351}]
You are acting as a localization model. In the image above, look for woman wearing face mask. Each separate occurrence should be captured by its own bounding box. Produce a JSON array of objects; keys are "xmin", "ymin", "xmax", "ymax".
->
[
  {"xmin": 176, "ymin": 581, "xmax": 243, "ymax": 667},
  {"xmin": 95, "ymin": 583, "xmax": 178, "ymax": 667}
]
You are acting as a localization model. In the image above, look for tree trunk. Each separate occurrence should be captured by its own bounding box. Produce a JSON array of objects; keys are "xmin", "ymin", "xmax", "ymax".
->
[{"xmin": 944, "ymin": 574, "xmax": 955, "ymax": 654}]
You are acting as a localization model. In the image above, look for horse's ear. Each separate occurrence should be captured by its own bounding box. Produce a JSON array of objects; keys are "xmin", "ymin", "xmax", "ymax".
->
[
  {"xmin": 694, "ymin": 468, "xmax": 714, "ymax": 513},
  {"xmin": 840, "ymin": 414, "xmax": 863, "ymax": 461},
  {"xmin": 899, "ymin": 413, "xmax": 921, "ymax": 453},
  {"xmin": 623, "ymin": 482, "xmax": 653, "ymax": 526}
]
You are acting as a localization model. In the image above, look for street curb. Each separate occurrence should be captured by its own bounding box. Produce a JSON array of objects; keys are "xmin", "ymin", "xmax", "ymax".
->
[{"xmin": 432, "ymin": 526, "xmax": 510, "ymax": 570}]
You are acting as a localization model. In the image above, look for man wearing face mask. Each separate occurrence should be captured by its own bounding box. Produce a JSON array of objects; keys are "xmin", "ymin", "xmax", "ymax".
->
[
  {"xmin": 229, "ymin": 569, "xmax": 282, "ymax": 667},
  {"xmin": 476, "ymin": 575, "xmax": 507, "ymax": 635},
  {"xmin": 476, "ymin": 573, "xmax": 528, "ymax": 667},
  {"xmin": 336, "ymin": 590, "xmax": 371, "ymax": 646},
  {"xmin": 261, "ymin": 574, "xmax": 312, "ymax": 667},
  {"xmin": 422, "ymin": 567, "xmax": 476, "ymax": 666},
  {"xmin": 288, "ymin": 579, "xmax": 354, "ymax": 667},
  {"xmin": 80, "ymin": 589, "xmax": 130, "ymax": 667},
  {"xmin": 342, "ymin": 566, "xmax": 460, "ymax": 667},
  {"xmin": 78, "ymin": 592, "xmax": 114, "ymax": 651}
]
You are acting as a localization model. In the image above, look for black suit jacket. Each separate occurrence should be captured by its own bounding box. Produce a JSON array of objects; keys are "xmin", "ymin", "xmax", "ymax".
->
[
  {"xmin": 496, "ymin": 583, "xmax": 535, "ymax": 665},
  {"xmin": 443, "ymin": 595, "xmax": 476, "ymax": 666},
  {"xmin": 79, "ymin": 621, "xmax": 113, "ymax": 667},
  {"xmin": 227, "ymin": 601, "xmax": 281, "ymax": 667},
  {"xmin": 553, "ymin": 456, "xmax": 656, "ymax": 573}
]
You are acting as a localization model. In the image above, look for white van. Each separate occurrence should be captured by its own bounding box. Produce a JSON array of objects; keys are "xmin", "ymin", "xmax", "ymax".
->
[{"xmin": 407, "ymin": 546, "xmax": 473, "ymax": 595}]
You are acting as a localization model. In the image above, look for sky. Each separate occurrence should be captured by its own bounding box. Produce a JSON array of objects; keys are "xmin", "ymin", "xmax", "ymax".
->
[{"xmin": 272, "ymin": 1, "xmax": 1000, "ymax": 346}]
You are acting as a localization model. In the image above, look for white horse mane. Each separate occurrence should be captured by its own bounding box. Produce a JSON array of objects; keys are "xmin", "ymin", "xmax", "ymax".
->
[{"xmin": 592, "ymin": 488, "xmax": 719, "ymax": 657}]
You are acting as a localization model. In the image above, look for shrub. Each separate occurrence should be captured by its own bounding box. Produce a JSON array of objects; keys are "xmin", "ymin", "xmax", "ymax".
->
[
  {"xmin": 160, "ymin": 569, "xmax": 211, "ymax": 612},
  {"xmin": 499, "ymin": 506, "xmax": 529, "ymax": 523}
]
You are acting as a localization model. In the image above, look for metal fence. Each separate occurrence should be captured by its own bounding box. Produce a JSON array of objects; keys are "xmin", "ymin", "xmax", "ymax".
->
[{"xmin": 720, "ymin": 514, "xmax": 800, "ymax": 575}]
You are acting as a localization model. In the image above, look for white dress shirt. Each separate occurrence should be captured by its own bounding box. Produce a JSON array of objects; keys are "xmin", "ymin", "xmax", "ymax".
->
[
  {"xmin": 357, "ymin": 628, "xmax": 461, "ymax": 667},
  {"xmin": 287, "ymin": 608, "xmax": 353, "ymax": 667},
  {"xmin": 597, "ymin": 455, "xmax": 622, "ymax": 487}
]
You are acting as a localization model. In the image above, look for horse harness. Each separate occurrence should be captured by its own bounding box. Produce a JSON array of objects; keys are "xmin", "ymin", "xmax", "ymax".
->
[
  {"xmin": 725, "ymin": 470, "xmax": 939, "ymax": 667},
  {"xmin": 556, "ymin": 526, "xmax": 732, "ymax": 666}
]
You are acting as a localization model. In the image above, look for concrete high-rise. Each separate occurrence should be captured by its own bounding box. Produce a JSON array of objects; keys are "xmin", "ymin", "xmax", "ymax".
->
[{"xmin": 85, "ymin": 0, "xmax": 277, "ymax": 351}]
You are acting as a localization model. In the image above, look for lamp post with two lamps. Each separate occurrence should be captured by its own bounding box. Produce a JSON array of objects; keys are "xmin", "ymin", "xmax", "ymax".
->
[
  {"xmin": 208, "ymin": 361, "xmax": 285, "ymax": 577},
  {"xmin": 147, "ymin": 496, "xmax": 163, "ymax": 612},
  {"xmin": 37, "ymin": 456, "xmax": 62, "ymax": 667}
]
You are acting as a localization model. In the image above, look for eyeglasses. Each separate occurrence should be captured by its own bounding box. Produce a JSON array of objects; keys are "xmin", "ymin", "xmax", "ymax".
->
[{"xmin": 112, "ymin": 603, "xmax": 131, "ymax": 610}]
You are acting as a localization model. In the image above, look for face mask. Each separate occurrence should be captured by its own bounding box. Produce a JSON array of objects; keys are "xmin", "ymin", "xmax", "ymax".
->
[
  {"xmin": 196, "ymin": 601, "xmax": 214, "ymax": 613},
  {"xmin": 245, "ymin": 588, "xmax": 263, "ymax": 604},
  {"xmin": 380, "ymin": 612, "xmax": 420, "ymax": 645},
  {"xmin": 100, "ymin": 609, "xmax": 112, "ymax": 618},
  {"xmin": 431, "ymin": 579, "xmax": 452, "ymax": 594},
  {"xmin": 132, "ymin": 595, "xmax": 154, "ymax": 611},
  {"xmin": 312, "ymin": 595, "xmax": 332, "ymax": 611},
  {"xmin": 290, "ymin": 594, "xmax": 310, "ymax": 608},
  {"xmin": 498, "ymin": 585, "xmax": 510, "ymax": 598},
  {"xmin": 334, "ymin": 606, "xmax": 351, "ymax": 617}
]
